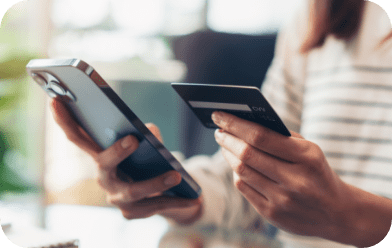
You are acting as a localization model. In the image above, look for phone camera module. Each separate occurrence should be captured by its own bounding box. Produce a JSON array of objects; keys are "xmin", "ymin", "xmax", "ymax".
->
[{"xmin": 46, "ymin": 88, "xmax": 58, "ymax": 98}]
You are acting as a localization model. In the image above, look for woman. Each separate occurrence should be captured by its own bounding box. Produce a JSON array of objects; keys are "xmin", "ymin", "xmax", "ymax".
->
[{"xmin": 50, "ymin": 0, "xmax": 392, "ymax": 247}]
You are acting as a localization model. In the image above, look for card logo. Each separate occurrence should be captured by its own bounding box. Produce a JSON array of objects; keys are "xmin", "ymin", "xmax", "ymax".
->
[{"xmin": 252, "ymin": 106, "xmax": 266, "ymax": 112}]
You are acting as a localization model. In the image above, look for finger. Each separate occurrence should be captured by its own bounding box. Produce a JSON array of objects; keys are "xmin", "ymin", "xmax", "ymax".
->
[
  {"xmin": 99, "ymin": 169, "xmax": 134, "ymax": 194},
  {"xmin": 212, "ymin": 111, "xmax": 307, "ymax": 162},
  {"xmin": 107, "ymin": 170, "xmax": 182, "ymax": 204},
  {"xmin": 232, "ymin": 172, "xmax": 269, "ymax": 214},
  {"xmin": 146, "ymin": 123, "xmax": 163, "ymax": 143},
  {"xmin": 120, "ymin": 196, "xmax": 202, "ymax": 220},
  {"xmin": 50, "ymin": 99, "xmax": 102, "ymax": 156},
  {"xmin": 290, "ymin": 131, "xmax": 303, "ymax": 139},
  {"xmin": 216, "ymin": 130, "xmax": 291, "ymax": 183},
  {"xmin": 95, "ymin": 135, "xmax": 139, "ymax": 171},
  {"xmin": 221, "ymin": 148, "xmax": 278, "ymax": 199}
]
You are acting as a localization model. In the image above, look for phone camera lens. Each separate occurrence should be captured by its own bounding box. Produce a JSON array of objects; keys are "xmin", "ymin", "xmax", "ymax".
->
[
  {"xmin": 50, "ymin": 81, "xmax": 66, "ymax": 95},
  {"xmin": 46, "ymin": 89, "xmax": 58, "ymax": 98},
  {"xmin": 31, "ymin": 73, "xmax": 47, "ymax": 86}
]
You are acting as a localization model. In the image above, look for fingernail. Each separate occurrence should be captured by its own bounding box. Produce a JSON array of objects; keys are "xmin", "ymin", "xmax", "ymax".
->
[
  {"xmin": 121, "ymin": 136, "xmax": 133, "ymax": 149},
  {"xmin": 215, "ymin": 128, "xmax": 224, "ymax": 140},
  {"xmin": 211, "ymin": 112, "xmax": 223, "ymax": 125},
  {"xmin": 164, "ymin": 175, "xmax": 179, "ymax": 186}
]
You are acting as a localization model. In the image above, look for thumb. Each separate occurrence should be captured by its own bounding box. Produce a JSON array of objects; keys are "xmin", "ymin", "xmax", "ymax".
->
[
  {"xmin": 146, "ymin": 123, "xmax": 163, "ymax": 143},
  {"xmin": 290, "ymin": 130, "xmax": 304, "ymax": 139}
]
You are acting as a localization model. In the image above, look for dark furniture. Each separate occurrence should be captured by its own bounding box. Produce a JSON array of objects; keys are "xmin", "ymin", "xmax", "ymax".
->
[{"xmin": 173, "ymin": 30, "xmax": 277, "ymax": 157}]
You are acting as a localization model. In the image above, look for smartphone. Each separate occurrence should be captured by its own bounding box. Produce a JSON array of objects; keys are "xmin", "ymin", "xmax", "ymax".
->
[
  {"xmin": 171, "ymin": 83, "xmax": 291, "ymax": 137},
  {"xmin": 26, "ymin": 59, "xmax": 201, "ymax": 199}
]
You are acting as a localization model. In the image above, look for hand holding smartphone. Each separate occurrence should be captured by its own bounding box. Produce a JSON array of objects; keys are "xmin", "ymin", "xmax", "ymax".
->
[
  {"xmin": 49, "ymin": 99, "xmax": 203, "ymax": 224},
  {"xmin": 26, "ymin": 58, "xmax": 201, "ymax": 199}
]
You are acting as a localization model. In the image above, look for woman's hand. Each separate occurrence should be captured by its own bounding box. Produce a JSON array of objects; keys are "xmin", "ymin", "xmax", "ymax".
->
[
  {"xmin": 49, "ymin": 99, "xmax": 203, "ymax": 225},
  {"xmin": 212, "ymin": 111, "xmax": 392, "ymax": 247}
]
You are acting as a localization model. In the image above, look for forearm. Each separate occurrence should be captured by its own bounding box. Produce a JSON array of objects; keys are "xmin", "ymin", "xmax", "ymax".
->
[{"xmin": 340, "ymin": 183, "xmax": 392, "ymax": 247}]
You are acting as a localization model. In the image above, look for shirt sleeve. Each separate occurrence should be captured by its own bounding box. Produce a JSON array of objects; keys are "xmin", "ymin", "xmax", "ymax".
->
[{"xmin": 182, "ymin": 150, "xmax": 266, "ymax": 231}]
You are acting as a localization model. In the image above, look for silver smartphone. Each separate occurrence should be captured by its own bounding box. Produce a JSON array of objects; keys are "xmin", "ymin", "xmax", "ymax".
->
[{"xmin": 26, "ymin": 58, "xmax": 201, "ymax": 199}]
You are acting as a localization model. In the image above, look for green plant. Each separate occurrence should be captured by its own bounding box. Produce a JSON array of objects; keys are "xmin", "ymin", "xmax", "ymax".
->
[
  {"xmin": 0, "ymin": 129, "xmax": 30, "ymax": 195},
  {"xmin": 0, "ymin": 55, "xmax": 38, "ymax": 197},
  {"xmin": 0, "ymin": 9, "xmax": 40, "ymax": 197}
]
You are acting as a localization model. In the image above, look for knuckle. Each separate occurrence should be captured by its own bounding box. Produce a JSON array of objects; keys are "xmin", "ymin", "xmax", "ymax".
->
[
  {"xmin": 293, "ymin": 180, "xmax": 311, "ymax": 196},
  {"xmin": 238, "ymin": 144, "xmax": 253, "ymax": 162},
  {"xmin": 96, "ymin": 162, "xmax": 106, "ymax": 171},
  {"xmin": 97, "ymin": 161, "xmax": 114, "ymax": 173},
  {"xmin": 222, "ymin": 116, "xmax": 234, "ymax": 130},
  {"xmin": 234, "ymin": 162, "xmax": 247, "ymax": 176},
  {"xmin": 304, "ymin": 145, "xmax": 326, "ymax": 176},
  {"xmin": 234, "ymin": 177, "xmax": 246, "ymax": 191},
  {"xmin": 107, "ymin": 191, "xmax": 133, "ymax": 206},
  {"xmin": 303, "ymin": 143, "xmax": 324, "ymax": 164},
  {"xmin": 106, "ymin": 195, "xmax": 117, "ymax": 206},
  {"xmin": 306, "ymin": 152, "xmax": 320, "ymax": 166},
  {"xmin": 276, "ymin": 194, "xmax": 294, "ymax": 210},
  {"xmin": 297, "ymin": 140, "xmax": 312, "ymax": 154},
  {"xmin": 250, "ymin": 128, "xmax": 268, "ymax": 146}
]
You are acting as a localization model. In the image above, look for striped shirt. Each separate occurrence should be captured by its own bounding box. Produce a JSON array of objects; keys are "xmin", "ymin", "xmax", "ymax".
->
[{"xmin": 183, "ymin": 2, "xmax": 392, "ymax": 247}]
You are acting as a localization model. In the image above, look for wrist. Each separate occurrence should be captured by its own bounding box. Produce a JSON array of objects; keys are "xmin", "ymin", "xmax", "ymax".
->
[
  {"xmin": 161, "ymin": 201, "xmax": 204, "ymax": 226},
  {"xmin": 338, "ymin": 183, "xmax": 392, "ymax": 247}
]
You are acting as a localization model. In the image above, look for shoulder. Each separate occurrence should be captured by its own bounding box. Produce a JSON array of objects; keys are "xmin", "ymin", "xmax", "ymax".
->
[
  {"xmin": 305, "ymin": 1, "xmax": 392, "ymax": 70},
  {"xmin": 351, "ymin": 1, "xmax": 392, "ymax": 66}
]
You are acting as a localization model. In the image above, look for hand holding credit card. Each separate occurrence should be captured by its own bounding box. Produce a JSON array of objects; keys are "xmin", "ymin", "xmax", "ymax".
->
[{"xmin": 171, "ymin": 83, "xmax": 291, "ymax": 136}]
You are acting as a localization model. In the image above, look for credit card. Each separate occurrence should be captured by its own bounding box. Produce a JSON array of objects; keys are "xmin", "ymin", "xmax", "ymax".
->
[{"xmin": 172, "ymin": 83, "xmax": 291, "ymax": 136}]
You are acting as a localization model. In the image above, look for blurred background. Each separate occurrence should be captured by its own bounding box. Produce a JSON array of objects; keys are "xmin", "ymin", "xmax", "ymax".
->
[{"xmin": 0, "ymin": 0, "xmax": 302, "ymax": 225}]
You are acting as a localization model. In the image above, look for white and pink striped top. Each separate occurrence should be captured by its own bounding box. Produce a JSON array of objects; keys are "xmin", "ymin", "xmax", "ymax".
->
[{"xmin": 183, "ymin": 2, "xmax": 392, "ymax": 247}]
